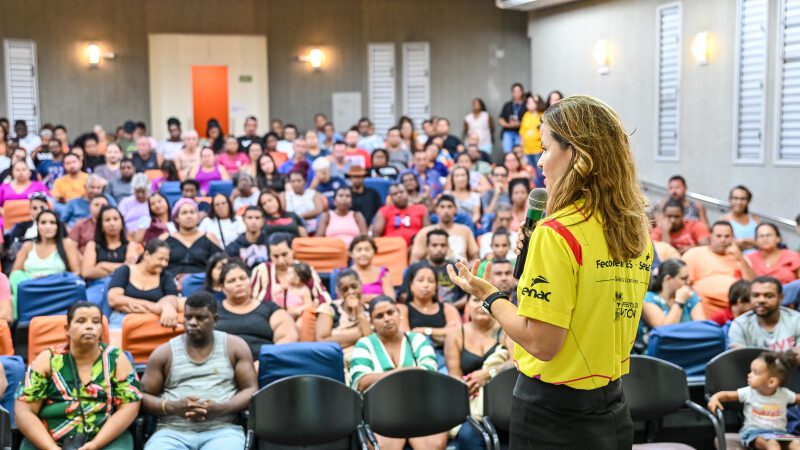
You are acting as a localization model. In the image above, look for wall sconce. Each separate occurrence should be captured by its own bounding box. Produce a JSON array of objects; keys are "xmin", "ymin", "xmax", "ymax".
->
[
  {"xmin": 593, "ymin": 39, "xmax": 610, "ymax": 75},
  {"xmin": 298, "ymin": 48, "xmax": 323, "ymax": 70},
  {"xmin": 691, "ymin": 31, "xmax": 710, "ymax": 66},
  {"xmin": 86, "ymin": 43, "xmax": 116, "ymax": 67}
]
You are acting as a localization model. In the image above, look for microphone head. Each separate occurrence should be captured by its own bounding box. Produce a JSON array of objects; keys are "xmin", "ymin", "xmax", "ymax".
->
[{"xmin": 528, "ymin": 188, "xmax": 548, "ymax": 211}]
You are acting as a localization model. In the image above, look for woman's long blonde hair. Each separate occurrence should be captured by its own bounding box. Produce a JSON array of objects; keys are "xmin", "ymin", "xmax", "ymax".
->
[{"xmin": 541, "ymin": 95, "xmax": 649, "ymax": 261}]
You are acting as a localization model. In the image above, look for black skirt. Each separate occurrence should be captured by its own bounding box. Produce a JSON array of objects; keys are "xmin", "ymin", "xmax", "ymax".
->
[{"xmin": 509, "ymin": 374, "xmax": 633, "ymax": 450}]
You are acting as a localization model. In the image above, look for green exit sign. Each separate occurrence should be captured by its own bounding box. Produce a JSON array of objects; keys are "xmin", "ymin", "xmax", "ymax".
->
[{"xmin": 239, "ymin": 75, "xmax": 253, "ymax": 82}]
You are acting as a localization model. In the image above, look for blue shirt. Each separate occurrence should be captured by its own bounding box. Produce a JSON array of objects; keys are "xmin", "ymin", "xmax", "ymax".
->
[
  {"xmin": 38, "ymin": 160, "xmax": 64, "ymax": 190},
  {"xmin": 640, "ymin": 291, "xmax": 701, "ymax": 335},
  {"xmin": 61, "ymin": 195, "xmax": 117, "ymax": 227},
  {"xmin": 399, "ymin": 168, "xmax": 443, "ymax": 198},
  {"xmin": 316, "ymin": 176, "xmax": 346, "ymax": 207}
]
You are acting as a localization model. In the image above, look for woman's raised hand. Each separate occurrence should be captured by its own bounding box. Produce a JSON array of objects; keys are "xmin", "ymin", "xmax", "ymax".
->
[{"xmin": 446, "ymin": 259, "xmax": 500, "ymax": 301}]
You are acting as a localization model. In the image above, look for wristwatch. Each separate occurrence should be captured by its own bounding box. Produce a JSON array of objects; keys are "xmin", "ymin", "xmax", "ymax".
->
[
  {"xmin": 482, "ymin": 292, "xmax": 510, "ymax": 317},
  {"xmin": 424, "ymin": 327, "xmax": 433, "ymax": 336}
]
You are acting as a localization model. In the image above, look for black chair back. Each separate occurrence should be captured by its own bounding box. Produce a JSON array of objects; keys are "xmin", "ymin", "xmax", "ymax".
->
[
  {"xmin": 622, "ymin": 355, "xmax": 689, "ymax": 421},
  {"xmin": 482, "ymin": 368, "xmax": 518, "ymax": 432},
  {"xmin": 250, "ymin": 375, "xmax": 362, "ymax": 447},
  {"xmin": 0, "ymin": 406, "xmax": 10, "ymax": 450},
  {"xmin": 705, "ymin": 347, "xmax": 763, "ymax": 407},
  {"xmin": 363, "ymin": 370, "xmax": 469, "ymax": 438}
]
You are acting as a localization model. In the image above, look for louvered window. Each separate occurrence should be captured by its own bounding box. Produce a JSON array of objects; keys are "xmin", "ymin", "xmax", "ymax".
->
[
  {"xmin": 656, "ymin": 3, "xmax": 681, "ymax": 160},
  {"xmin": 368, "ymin": 43, "xmax": 396, "ymax": 137},
  {"xmin": 734, "ymin": 0, "xmax": 768, "ymax": 163},
  {"xmin": 402, "ymin": 42, "xmax": 430, "ymax": 130},
  {"xmin": 776, "ymin": 0, "xmax": 800, "ymax": 163},
  {"xmin": 3, "ymin": 40, "xmax": 40, "ymax": 134}
]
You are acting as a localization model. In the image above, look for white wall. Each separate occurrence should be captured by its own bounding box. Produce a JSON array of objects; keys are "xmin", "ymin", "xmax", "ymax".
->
[
  {"xmin": 148, "ymin": 34, "xmax": 269, "ymax": 140},
  {"xmin": 527, "ymin": 0, "xmax": 798, "ymax": 222}
]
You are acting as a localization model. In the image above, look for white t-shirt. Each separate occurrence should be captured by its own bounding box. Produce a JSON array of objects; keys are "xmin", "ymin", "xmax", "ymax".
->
[
  {"xmin": 198, "ymin": 217, "xmax": 245, "ymax": 248},
  {"xmin": 157, "ymin": 140, "xmax": 184, "ymax": 161},
  {"xmin": 729, "ymin": 308, "xmax": 800, "ymax": 352},
  {"xmin": 464, "ymin": 111, "xmax": 492, "ymax": 147},
  {"xmin": 478, "ymin": 231, "xmax": 518, "ymax": 260},
  {"xmin": 18, "ymin": 135, "xmax": 42, "ymax": 155},
  {"xmin": 738, "ymin": 386, "xmax": 796, "ymax": 432}
]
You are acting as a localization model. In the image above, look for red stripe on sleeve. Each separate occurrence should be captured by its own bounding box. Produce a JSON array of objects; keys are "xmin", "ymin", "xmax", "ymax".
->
[{"xmin": 541, "ymin": 219, "xmax": 583, "ymax": 265}]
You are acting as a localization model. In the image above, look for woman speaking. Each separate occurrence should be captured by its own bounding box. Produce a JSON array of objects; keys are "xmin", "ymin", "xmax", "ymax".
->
[{"xmin": 448, "ymin": 95, "xmax": 652, "ymax": 449}]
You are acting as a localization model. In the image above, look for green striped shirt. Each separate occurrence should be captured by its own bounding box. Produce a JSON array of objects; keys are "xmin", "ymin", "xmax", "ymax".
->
[{"xmin": 349, "ymin": 332, "xmax": 437, "ymax": 388}]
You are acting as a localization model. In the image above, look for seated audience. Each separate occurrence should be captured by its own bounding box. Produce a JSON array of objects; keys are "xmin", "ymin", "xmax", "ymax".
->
[
  {"xmin": 139, "ymin": 192, "xmax": 176, "ymax": 244},
  {"xmin": 318, "ymin": 187, "xmax": 367, "ymax": 247},
  {"xmin": 278, "ymin": 137, "xmax": 309, "ymax": 174},
  {"xmin": 404, "ymin": 230, "xmax": 468, "ymax": 309},
  {"xmin": 650, "ymin": 198, "xmax": 710, "ymax": 254},
  {"xmin": 277, "ymin": 261, "xmax": 317, "ymax": 321},
  {"xmin": 446, "ymin": 166, "xmax": 481, "ymax": 225},
  {"xmin": 489, "ymin": 259, "xmax": 517, "ymax": 299},
  {"xmin": 747, "ymin": 223, "xmax": 800, "ymax": 285},
  {"xmin": 132, "ymin": 135, "xmax": 162, "ymax": 173},
  {"xmin": 412, "ymin": 195, "xmax": 478, "ymax": 263},
  {"xmin": 107, "ymin": 239, "xmax": 179, "ymax": 329},
  {"xmin": 710, "ymin": 279, "xmax": 752, "ymax": 325},
  {"xmin": 350, "ymin": 235, "xmax": 394, "ymax": 300},
  {"xmin": 658, "ymin": 175, "xmax": 709, "ymax": 225},
  {"xmin": 349, "ymin": 296, "xmax": 445, "ymax": 450},
  {"xmin": 50, "ymin": 152, "xmax": 87, "ymax": 204},
  {"xmin": 255, "ymin": 153, "xmax": 286, "ymax": 193},
  {"xmin": 108, "ymin": 159, "xmax": 135, "ymax": 203},
  {"xmin": 225, "ymin": 207, "xmax": 269, "ymax": 269},
  {"xmin": 328, "ymin": 141, "xmax": 352, "ymax": 179},
  {"xmin": 403, "ymin": 150, "xmax": 443, "ymax": 198},
  {"xmin": 508, "ymin": 178, "xmax": 530, "ymax": 232},
  {"xmin": 93, "ymin": 141, "xmax": 123, "ymax": 182},
  {"xmin": 729, "ymin": 276, "xmax": 799, "ymax": 351},
  {"xmin": 316, "ymin": 269, "xmax": 372, "ymax": 358},
  {"xmin": 259, "ymin": 190, "xmax": 308, "ymax": 239},
  {"xmin": 444, "ymin": 295, "xmax": 512, "ymax": 450},
  {"xmin": 215, "ymin": 260, "xmax": 297, "ymax": 359},
  {"xmin": 230, "ymin": 173, "xmax": 259, "ymax": 211},
  {"xmin": 198, "ymin": 193, "xmax": 245, "ymax": 249},
  {"xmin": 162, "ymin": 198, "xmax": 223, "ymax": 277},
  {"xmin": 451, "ymin": 151, "xmax": 491, "ymax": 192},
  {"xmin": 10, "ymin": 210, "xmax": 80, "ymax": 312},
  {"xmin": 0, "ymin": 273, "xmax": 12, "ymax": 323},
  {"xmin": 399, "ymin": 171, "xmax": 432, "ymax": 209},
  {"xmin": 370, "ymin": 148, "xmax": 400, "ymax": 179},
  {"xmin": 118, "ymin": 173, "xmax": 151, "ymax": 232},
  {"xmin": 15, "ymin": 302, "xmax": 141, "ymax": 450},
  {"xmin": 149, "ymin": 160, "xmax": 180, "ymax": 193},
  {"xmin": 503, "ymin": 151, "xmax": 532, "ymax": 180},
  {"xmin": 81, "ymin": 206, "xmax": 138, "ymax": 285},
  {"xmin": 384, "ymin": 127, "xmax": 412, "ymax": 168},
  {"xmin": 61, "ymin": 174, "xmax": 108, "ymax": 227},
  {"xmin": 0, "ymin": 161, "xmax": 49, "ymax": 217},
  {"xmin": 640, "ymin": 259, "xmax": 705, "ymax": 336},
  {"xmin": 174, "ymin": 131, "xmax": 200, "ymax": 179},
  {"xmin": 481, "ymin": 165, "xmax": 511, "ymax": 214},
  {"xmin": 283, "ymin": 169, "xmax": 325, "ymax": 234},
  {"xmin": 180, "ymin": 179, "xmax": 200, "ymax": 199},
  {"xmin": 401, "ymin": 263, "xmax": 460, "ymax": 353},
  {"xmin": 683, "ymin": 221, "xmax": 755, "ymax": 316},
  {"xmin": 251, "ymin": 232, "xmax": 331, "ymax": 305},
  {"xmin": 202, "ymin": 253, "xmax": 231, "ymax": 300},
  {"xmin": 141, "ymin": 292, "xmax": 258, "ymax": 450},
  {"xmin": 720, "ymin": 185, "xmax": 760, "ymax": 251},
  {"xmin": 305, "ymin": 129, "xmax": 329, "ymax": 161},
  {"xmin": 309, "ymin": 157, "xmax": 346, "ymax": 206},
  {"xmin": 347, "ymin": 165, "xmax": 382, "ymax": 225},
  {"xmin": 479, "ymin": 208, "xmax": 517, "ymax": 259},
  {"xmin": 372, "ymin": 183, "xmax": 430, "ymax": 246},
  {"xmin": 189, "ymin": 147, "xmax": 230, "ymax": 195},
  {"xmin": 217, "ymin": 135, "xmax": 250, "ymax": 174},
  {"xmin": 4, "ymin": 194, "xmax": 50, "ymax": 262},
  {"xmin": 477, "ymin": 229, "xmax": 514, "ymax": 277},
  {"xmin": 67, "ymin": 194, "xmax": 110, "ymax": 252}
]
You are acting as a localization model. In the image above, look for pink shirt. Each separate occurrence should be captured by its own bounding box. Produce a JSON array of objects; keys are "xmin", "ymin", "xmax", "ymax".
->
[
  {"xmin": 217, "ymin": 152, "xmax": 250, "ymax": 174},
  {"xmin": 747, "ymin": 250, "xmax": 800, "ymax": 285},
  {"xmin": 0, "ymin": 181, "xmax": 49, "ymax": 206}
]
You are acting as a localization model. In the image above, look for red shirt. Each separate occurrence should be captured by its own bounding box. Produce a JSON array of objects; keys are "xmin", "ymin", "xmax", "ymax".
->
[
  {"xmin": 380, "ymin": 204, "xmax": 427, "ymax": 245},
  {"xmin": 650, "ymin": 220, "xmax": 710, "ymax": 254},
  {"xmin": 746, "ymin": 249, "xmax": 800, "ymax": 285},
  {"xmin": 345, "ymin": 148, "xmax": 372, "ymax": 168},
  {"xmin": 709, "ymin": 308, "xmax": 733, "ymax": 326}
]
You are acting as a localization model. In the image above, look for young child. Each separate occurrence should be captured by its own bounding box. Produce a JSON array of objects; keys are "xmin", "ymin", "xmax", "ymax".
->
[
  {"xmin": 283, "ymin": 261, "xmax": 314, "ymax": 322},
  {"xmin": 708, "ymin": 351, "xmax": 800, "ymax": 449}
]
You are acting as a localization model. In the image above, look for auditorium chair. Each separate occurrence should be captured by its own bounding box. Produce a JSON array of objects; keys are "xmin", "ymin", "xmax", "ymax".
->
[
  {"xmin": 121, "ymin": 313, "xmax": 184, "ymax": 365},
  {"xmin": 0, "ymin": 356, "xmax": 24, "ymax": 427},
  {"xmin": 372, "ymin": 237, "xmax": 408, "ymax": 287},
  {"xmin": 481, "ymin": 368, "xmax": 518, "ymax": 450},
  {"xmin": 180, "ymin": 272, "xmax": 206, "ymax": 297},
  {"xmin": 623, "ymin": 355, "xmax": 723, "ymax": 449},
  {"xmin": 158, "ymin": 181, "xmax": 182, "ymax": 207},
  {"xmin": 28, "ymin": 315, "xmax": 110, "ymax": 362},
  {"xmin": 0, "ymin": 321, "xmax": 12, "ymax": 357},
  {"xmin": 1, "ymin": 199, "xmax": 30, "ymax": 232},
  {"xmin": 207, "ymin": 180, "xmax": 234, "ymax": 198},
  {"xmin": 245, "ymin": 375, "xmax": 366, "ymax": 450},
  {"xmin": 257, "ymin": 341, "xmax": 345, "ymax": 388},
  {"xmin": 291, "ymin": 238, "xmax": 348, "ymax": 274},
  {"xmin": 144, "ymin": 169, "xmax": 162, "ymax": 181},
  {"xmin": 646, "ymin": 320, "xmax": 727, "ymax": 385},
  {"xmin": 362, "ymin": 370, "xmax": 481, "ymax": 447}
]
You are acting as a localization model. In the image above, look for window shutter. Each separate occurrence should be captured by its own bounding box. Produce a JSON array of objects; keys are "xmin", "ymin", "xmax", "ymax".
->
[
  {"xmin": 3, "ymin": 39, "xmax": 40, "ymax": 134},
  {"xmin": 777, "ymin": 0, "xmax": 800, "ymax": 162},
  {"xmin": 368, "ymin": 43, "xmax": 396, "ymax": 137},
  {"xmin": 656, "ymin": 3, "xmax": 681, "ymax": 160},
  {"xmin": 402, "ymin": 42, "xmax": 430, "ymax": 130},
  {"xmin": 734, "ymin": 0, "xmax": 768, "ymax": 162}
]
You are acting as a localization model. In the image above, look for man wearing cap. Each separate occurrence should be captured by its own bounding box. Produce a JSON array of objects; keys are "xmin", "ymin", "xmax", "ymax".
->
[
  {"xmin": 347, "ymin": 165, "xmax": 382, "ymax": 224},
  {"xmin": 118, "ymin": 120, "xmax": 137, "ymax": 155}
]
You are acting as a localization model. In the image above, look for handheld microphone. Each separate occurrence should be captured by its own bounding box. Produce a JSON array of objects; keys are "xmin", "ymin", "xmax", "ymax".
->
[{"xmin": 513, "ymin": 188, "xmax": 548, "ymax": 279}]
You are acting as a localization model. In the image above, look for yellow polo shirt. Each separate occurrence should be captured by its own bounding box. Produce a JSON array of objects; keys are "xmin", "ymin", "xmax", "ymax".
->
[{"xmin": 515, "ymin": 201, "xmax": 652, "ymax": 390}]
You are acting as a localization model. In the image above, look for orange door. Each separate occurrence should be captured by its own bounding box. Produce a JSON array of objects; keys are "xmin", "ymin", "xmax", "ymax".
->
[{"xmin": 191, "ymin": 66, "xmax": 229, "ymax": 137}]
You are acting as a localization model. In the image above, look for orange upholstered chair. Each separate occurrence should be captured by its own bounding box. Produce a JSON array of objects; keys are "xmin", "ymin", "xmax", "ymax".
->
[
  {"xmin": 373, "ymin": 237, "xmax": 408, "ymax": 286},
  {"xmin": 0, "ymin": 320, "xmax": 13, "ymax": 356},
  {"xmin": 3, "ymin": 199, "xmax": 31, "ymax": 231},
  {"xmin": 121, "ymin": 313, "xmax": 184, "ymax": 364},
  {"xmin": 144, "ymin": 169, "xmax": 162, "ymax": 181},
  {"xmin": 292, "ymin": 237, "xmax": 348, "ymax": 274},
  {"xmin": 28, "ymin": 315, "xmax": 110, "ymax": 361}
]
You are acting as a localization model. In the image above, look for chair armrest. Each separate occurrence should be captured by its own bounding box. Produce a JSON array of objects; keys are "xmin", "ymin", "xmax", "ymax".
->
[
  {"xmin": 362, "ymin": 424, "xmax": 379, "ymax": 449},
  {"xmin": 244, "ymin": 429, "xmax": 254, "ymax": 450},
  {"xmin": 467, "ymin": 416, "xmax": 493, "ymax": 450},
  {"xmin": 685, "ymin": 400, "xmax": 725, "ymax": 450},
  {"xmin": 481, "ymin": 417, "xmax": 501, "ymax": 450}
]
